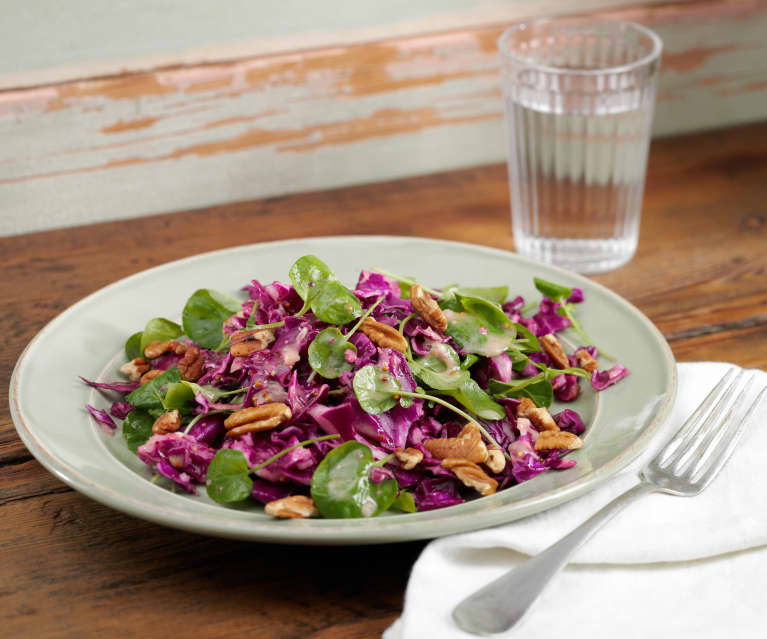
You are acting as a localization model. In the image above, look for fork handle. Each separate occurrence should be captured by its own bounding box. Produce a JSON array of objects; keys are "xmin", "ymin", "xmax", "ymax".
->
[{"xmin": 452, "ymin": 481, "xmax": 656, "ymax": 635}]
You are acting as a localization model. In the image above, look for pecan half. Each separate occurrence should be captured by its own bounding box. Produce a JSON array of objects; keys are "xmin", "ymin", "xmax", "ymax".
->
[
  {"xmin": 485, "ymin": 446, "xmax": 506, "ymax": 474},
  {"xmin": 540, "ymin": 333, "xmax": 569, "ymax": 369},
  {"xmin": 119, "ymin": 357, "xmax": 150, "ymax": 381},
  {"xmin": 517, "ymin": 397, "xmax": 559, "ymax": 432},
  {"xmin": 264, "ymin": 495, "xmax": 319, "ymax": 519},
  {"xmin": 442, "ymin": 458, "xmax": 498, "ymax": 496},
  {"xmin": 359, "ymin": 318, "xmax": 408, "ymax": 353},
  {"xmin": 139, "ymin": 369, "xmax": 163, "ymax": 385},
  {"xmin": 395, "ymin": 447, "xmax": 424, "ymax": 470},
  {"xmin": 178, "ymin": 345, "xmax": 205, "ymax": 381},
  {"xmin": 410, "ymin": 284, "xmax": 447, "ymax": 332},
  {"xmin": 424, "ymin": 422, "xmax": 488, "ymax": 464},
  {"xmin": 534, "ymin": 430, "xmax": 583, "ymax": 451},
  {"xmin": 230, "ymin": 328, "xmax": 276, "ymax": 357},
  {"xmin": 144, "ymin": 339, "xmax": 186, "ymax": 359},
  {"xmin": 575, "ymin": 347, "xmax": 599, "ymax": 373},
  {"xmin": 224, "ymin": 402, "xmax": 292, "ymax": 438},
  {"xmin": 152, "ymin": 409, "xmax": 181, "ymax": 434}
]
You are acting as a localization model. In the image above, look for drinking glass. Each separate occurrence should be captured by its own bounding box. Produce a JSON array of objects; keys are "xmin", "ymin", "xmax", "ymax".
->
[{"xmin": 498, "ymin": 18, "xmax": 662, "ymax": 273}]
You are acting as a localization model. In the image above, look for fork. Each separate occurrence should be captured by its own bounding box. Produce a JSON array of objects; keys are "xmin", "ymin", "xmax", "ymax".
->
[{"xmin": 452, "ymin": 368, "xmax": 766, "ymax": 635}]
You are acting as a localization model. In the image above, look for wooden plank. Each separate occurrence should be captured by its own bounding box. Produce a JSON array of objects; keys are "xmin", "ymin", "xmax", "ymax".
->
[
  {"xmin": 0, "ymin": 490, "xmax": 419, "ymax": 638},
  {"xmin": 1, "ymin": 0, "xmax": 766, "ymax": 236}
]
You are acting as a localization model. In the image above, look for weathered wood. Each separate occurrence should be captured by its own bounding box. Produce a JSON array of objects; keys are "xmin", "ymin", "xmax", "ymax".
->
[
  {"xmin": 1, "ymin": 0, "xmax": 766, "ymax": 236},
  {"xmin": 3, "ymin": 1, "xmax": 673, "ymax": 90},
  {"xmin": 1, "ymin": 122, "xmax": 766, "ymax": 637},
  {"xmin": 0, "ymin": 491, "xmax": 419, "ymax": 638}
]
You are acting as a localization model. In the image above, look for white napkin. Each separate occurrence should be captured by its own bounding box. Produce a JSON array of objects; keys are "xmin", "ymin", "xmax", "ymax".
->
[{"xmin": 384, "ymin": 362, "xmax": 767, "ymax": 639}]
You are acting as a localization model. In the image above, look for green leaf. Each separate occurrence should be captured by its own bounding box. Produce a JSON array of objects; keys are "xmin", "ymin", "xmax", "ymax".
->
[
  {"xmin": 162, "ymin": 381, "xmax": 196, "ymax": 410},
  {"xmin": 488, "ymin": 375, "xmax": 554, "ymax": 407},
  {"xmin": 310, "ymin": 442, "xmax": 398, "ymax": 518},
  {"xmin": 511, "ymin": 323, "xmax": 540, "ymax": 352},
  {"xmin": 288, "ymin": 255, "xmax": 334, "ymax": 300},
  {"xmin": 310, "ymin": 279, "xmax": 362, "ymax": 325},
  {"xmin": 125, "ymin": 331, "xmax": 143, "ymax": 360},
  {"xmin": 126, "ymin": 367, "xmax": 181, "ymax": 410},
  {"xmin": 205, "ymin": 449, "xmax": 253, "ymax": 504},
  {"xmin": 456, "ymin": 286, "xmax": 508, "ymax": 305},
  {"xmin": 179, "ymin": 381, "xmax": 234, "ymax": 402},
  {"xmin": 442, "ymin": 378, "xmax": 506, "ymax": 420},
  {"xmin": 461, "ymin": 354, "xmax": 479, "ymax": 369},
  {"xmin": 122, "ymin": 409, "xmax": 154, "ymax": 453},
  {"xmin": 288, "ymin": 255, "xmax": 361, "ymax": 325},
  {"xmin": 390, "ymin": 490, "xmax": 416, "ymax": 513},
  {"xmin": 308, "ymin": 327, "xmax": 357, "ymax": 379},
  {"xmin": 410, "ymin": 345, "xmax": 469, "ymax": 391},
  {"xmin": 437, "ymin": 285, "xmax": 463, "ymax": 312},
  {"xmin": 458, "ymin": 295, "xmax": 511, "ymax": 330},
  {"xmin": 139, "ymin": 318, "xmax": 182, "ymax": 356},
  {"xmin": 443, "ymin": 310, "xmax": 517, "ymax": 357},
  {"xmin": 533, "ymin": 277, "xmax": 572, "ymax": 302},
  {"xmin": 352, "ymin": 365, "xmax": 401, "ymax": 415},
  {"xmin": 182, "ymin": 289, "xmax": 241, "ymax": 350}
]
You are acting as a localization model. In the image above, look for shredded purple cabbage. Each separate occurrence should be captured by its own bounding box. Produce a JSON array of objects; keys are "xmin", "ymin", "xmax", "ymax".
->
[
  {"xmin": 80, "ymin": 377, "xmax": 139, "ymax": 393},
  {"xmin": 138, "ymin": 433, "xmax": 216, "ymax": 493},
  {"xmin": 109, "ymin": 401, "xmax": 133, "ymax": 419},
  {"xmin": 82, "ymin": 267, "xmax": 628, "ymax": 514},
  {"xmin": 85, "ymin": 404, "xmax": 117, "ymax": 434},
  {"xmin": 591, "ymin": 364, "xmax": 630, "ymax": 390}
]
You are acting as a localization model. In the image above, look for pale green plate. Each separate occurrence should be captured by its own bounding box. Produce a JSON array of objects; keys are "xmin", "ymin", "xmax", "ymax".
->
[{"xmin": 10, "ymin": 236, "xmax": 676, "ymax": 544}]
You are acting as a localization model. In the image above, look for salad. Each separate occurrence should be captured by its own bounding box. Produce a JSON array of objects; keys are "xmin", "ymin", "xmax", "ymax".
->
[{"xmin": 82, "ymin": 255, "xmax": 629, "ymax": 519}]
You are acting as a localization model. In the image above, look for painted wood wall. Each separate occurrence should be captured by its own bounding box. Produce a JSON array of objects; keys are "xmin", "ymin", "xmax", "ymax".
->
[{"xmin": 1, "ymin": 0, "xmax": 766, "ymax": 236}]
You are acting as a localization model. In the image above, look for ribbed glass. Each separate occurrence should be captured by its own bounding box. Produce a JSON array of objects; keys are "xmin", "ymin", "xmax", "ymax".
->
[{"xmin": 498, "ymin": 18, "xmax": 661, "ymax": 273}]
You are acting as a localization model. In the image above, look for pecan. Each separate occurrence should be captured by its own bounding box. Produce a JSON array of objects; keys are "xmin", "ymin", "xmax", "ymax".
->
[
  {"xmin": 534, "ymin": 430, "xmax": 583, "ymax": 451},
  {"xmin": 575, "ymin": 347, "xmax": 599, "ymax": 373},
  {"xmin": 517, "ymin": 397, "xmax": 559, "ymax": 432},
  {"xmin": 395, "ymin": 447, "xmax": 424, "ymax": 470},
  {"xmin": 424, "ymin": 422, "xmax": 488, "ymax": 464},
  {"xmin": 230, "ymin": 328, "xmax": 276, "ymax": 357},
  {"xmin": 264, "ymin": 495, "xmax": 319, "ymax": 519},
  {"xmin": 224, "ymin": 402, "xmax": 292, "ymax": 438},
  {"xmin": 359, "ymin": 318, "xmax": 409, "ymax": 353},
  {"xmin": 485, "ymin": 446, "xmax": 506, "ymax": 474},
  {"xmin": 143, "ymin": 339, "xmax": 185, "ymax": 359},
  {"xmin": 119, "ymin": 357, "xmax": 150, "ymax": 381},
  {"xmin": 152, "ymin": 409, "xmax": 181, "ymax": 434},
  {"xmin": 442, "ymin": 458, "xmax": 498, "ymax": 496},
  {"xmin": 540, "ymin": 333, "xmax": 569, "ymax": 369},
  {"xmin": 410, "ymin": 284, "xmax": 447, "ymax": 332},
  {"xmin": 139, "ymin": 369, "xmax": 163, "ymax": 385},
  {"xmin": 178, "ymin": 345, "xmax": 205, "ymax": 381}
]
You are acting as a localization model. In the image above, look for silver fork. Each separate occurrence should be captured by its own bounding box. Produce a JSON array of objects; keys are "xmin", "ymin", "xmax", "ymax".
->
[{"xmin": 453, "ymin": 368, "xmax": 766, "ymax": 635}]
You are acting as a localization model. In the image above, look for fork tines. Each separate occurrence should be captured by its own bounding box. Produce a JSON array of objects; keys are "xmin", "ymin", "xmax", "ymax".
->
[{"xmin": 652, "ymin": 368, "xmax": 766, "ymax": 490}]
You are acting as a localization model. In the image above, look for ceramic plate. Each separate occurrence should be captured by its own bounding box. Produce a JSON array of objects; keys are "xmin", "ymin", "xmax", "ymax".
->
[{"xmin": 11, "ymin": 236, "xmax": 676, "ymax": 544}]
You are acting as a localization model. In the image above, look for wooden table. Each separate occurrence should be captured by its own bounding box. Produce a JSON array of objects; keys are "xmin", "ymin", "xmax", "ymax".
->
[{"xmin": 2, "ymin": 122, "xmax": 766, "ymax": 638}]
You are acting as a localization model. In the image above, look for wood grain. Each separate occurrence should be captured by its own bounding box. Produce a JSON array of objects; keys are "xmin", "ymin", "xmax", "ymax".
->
[
  {"xmin": 2, "ymin": 0, "xmax": 767, "ymax": 236},
  {"xmin": 1, "ymin": 121, "xmax": 766, "ymax": 637}
]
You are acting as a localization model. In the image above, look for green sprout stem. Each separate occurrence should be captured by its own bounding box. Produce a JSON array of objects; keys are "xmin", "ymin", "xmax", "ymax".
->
[
  {"xmin": 394, "ymin": 390, "xmax": 508, "ymax": 459},
  {"xmin": 345, "ymin": 295, "xmax": 384, "ymax": 340},
  {"xmin": 372, "ymin": 453, "xmax": 396, "ymax": 467},
  {"xmin": 558, "ymin": 303, "xmax": 615, "ymax": 361},
  {"xmin": 249, "ymin": 434, "xmax": 340, "ymax": 473}
]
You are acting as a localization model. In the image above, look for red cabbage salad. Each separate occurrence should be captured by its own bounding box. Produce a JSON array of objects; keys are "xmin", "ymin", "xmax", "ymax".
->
[{"xmin": 82, "ymin": 255, "xmax": 629, "ymax": 519}]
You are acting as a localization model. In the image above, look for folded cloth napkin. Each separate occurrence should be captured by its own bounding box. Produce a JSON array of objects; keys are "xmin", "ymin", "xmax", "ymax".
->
[{"xmin": 384, "ymin": 363, "xmax": 767, "ymax": 639}]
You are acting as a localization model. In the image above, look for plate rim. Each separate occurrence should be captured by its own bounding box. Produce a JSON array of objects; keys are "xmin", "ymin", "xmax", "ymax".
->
[{"xmin": 10, "ymin": 235, "xmax": 677, "ymax": 544}]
